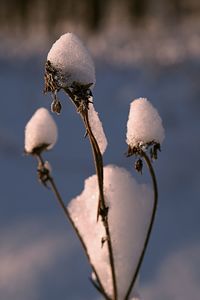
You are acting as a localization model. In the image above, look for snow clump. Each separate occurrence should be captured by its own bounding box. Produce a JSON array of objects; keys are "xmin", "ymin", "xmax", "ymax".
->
[
  {"xmin": 47, "ymin": 33, "xmax": 96, "ymax": 88},
  {"xmin": 88, "ymin": 103, "xmax": 108, "ymax": 154},
  {"xmin": 126, "ymin": 98, "xmax": 165, "ymax": 148},
  {"xmin": 68, "ymin": 165, "xmax": 153, "ymax": 299},
  {"xmin": 24, "ymin": 108, "xmax": 58, "ymax": 154}
]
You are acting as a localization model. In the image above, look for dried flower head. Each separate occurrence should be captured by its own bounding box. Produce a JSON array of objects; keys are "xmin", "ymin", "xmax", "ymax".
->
[
  {"xmin": 126, "ymin": 98, "xmax": 165, "ymax": 158},
  {"xmin": 24, "ymin": 108, "xmax": 58, "ymax": 155},
  {"xmin": 44, "ymin": 33, "xmax": 95, "ymax": 94}
]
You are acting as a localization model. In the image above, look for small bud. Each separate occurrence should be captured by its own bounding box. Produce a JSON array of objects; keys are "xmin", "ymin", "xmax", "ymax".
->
[
  {"xmin": 37, "ymin": 162, "xmax": 51, "ymax": 186},
  {"xmin": 51, "ymin": 99, "xmax": 62, "ymax": 114},
  {"xmin": 135, "ymin": 159, "xmax": 143, "ymax": 174},
  {"xmin": 150, "ymin": 142, "xmax": 161, "ymax": 160}
]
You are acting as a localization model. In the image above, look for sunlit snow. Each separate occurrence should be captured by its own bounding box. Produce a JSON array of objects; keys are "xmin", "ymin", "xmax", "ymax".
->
[
  {"xmin": 47, "ymin": 33, "xmax": 96, "ymax": 88},
  {"xmin": 126, "ymin": 98, "xmax": 165, "ymax": 148},
  {"xmin": 68, "ymin": 165, "xmax": 153, "ymax": 299},
  {"xmin": 24, "ymin": 107, "xmax": 58, "ymax": 154}
]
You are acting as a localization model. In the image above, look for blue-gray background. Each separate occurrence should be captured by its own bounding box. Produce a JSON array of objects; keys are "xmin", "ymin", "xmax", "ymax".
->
[{"xmin": 0, "ymin": 1, "xmax": 200, "ymax": 299}]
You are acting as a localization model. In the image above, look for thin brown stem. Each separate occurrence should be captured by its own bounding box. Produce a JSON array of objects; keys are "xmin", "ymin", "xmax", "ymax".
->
[
  {"xmin": 82, "ymin": 110, "xmax": 104, "ymax": 215},
  {"xmin": 125, "ymin": 150, "xmax": 158, "ymax": 300},
  {"xmin": 63, "ymin": 88, "xmax": 118, "ymax": 300},
  {"xmin": 36, "ymin": 154, "xmax": 110, "ymax": 300},
  {"xmin": 82, "ymin": 110, "xmax": 118, "ymax": 300},
  {"xmin": 64, "ymin": 88, "xmax": 104, "ymax": 218}
]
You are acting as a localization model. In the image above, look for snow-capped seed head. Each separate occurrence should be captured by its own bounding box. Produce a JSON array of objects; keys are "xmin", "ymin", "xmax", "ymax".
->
[
  {"xmin": 126, "ymin": 98, "xmax": 165, "ymax": 149},
  {"xmin": 24, "ymin": 108, "xmax": 58, "ymax": 154},
  {"xmin": 46, "ymin": 33, "xmax": 96, "ymax": 90},
  {"xmin": 88, "ymin": 103, "xmax": 108, "ymax": 154}
]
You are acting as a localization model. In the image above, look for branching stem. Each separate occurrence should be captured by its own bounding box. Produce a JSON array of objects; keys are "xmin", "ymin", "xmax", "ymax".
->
[
  {"xmin": 125, "ymin": 150, "xmax": 158, "ymax": 300},
  {"xmin": 36, "ymin": 154, "xmax": 110, "ymax": 300}
]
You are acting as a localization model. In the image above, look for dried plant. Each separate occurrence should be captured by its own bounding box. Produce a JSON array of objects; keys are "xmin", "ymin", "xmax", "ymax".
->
[{"xmin": 24, "ymin": 33, "xmax": 165, "ymax": 300}]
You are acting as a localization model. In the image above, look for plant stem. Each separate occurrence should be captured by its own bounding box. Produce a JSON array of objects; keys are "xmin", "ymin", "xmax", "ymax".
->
[
  {"xmin": 63, "ymin": 88, "xmax": 118, "ymax": 300},
  {"xmin": 64, "ymin": 88, "xmax": 105, "ymax": 218},
  {"xmin": 36, "ymin": 154, "xmax": 110, "ymax": 300},
  {"xmin": 81, "ymin": 109, "xmax": 118, "ymax": 299},
  {"xmin": 125, "ymin": 150, "xmax": 158, "ymax": 300}
]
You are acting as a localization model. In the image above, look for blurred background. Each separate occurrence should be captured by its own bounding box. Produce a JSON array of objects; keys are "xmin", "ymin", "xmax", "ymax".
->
[{"xmin": 0, "ymin": 0, "xmax": 200, "ymax": 299}]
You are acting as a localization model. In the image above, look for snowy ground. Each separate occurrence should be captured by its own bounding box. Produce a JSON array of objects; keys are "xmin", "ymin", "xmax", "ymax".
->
[{"xmin": 0, "ymin": 34, "xmax": 200, "ymax": 299}]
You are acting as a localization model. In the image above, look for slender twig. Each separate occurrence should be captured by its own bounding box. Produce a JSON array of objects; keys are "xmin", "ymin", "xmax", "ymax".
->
[
  {"xmin": 63, "ymin": 88, "xmax": 118, "ymax": 300},
  {"xmin": 36, "ymin": 153, "xmax": 110, "ymax": 300},
  {"xmin": 64, "ymin": 88, "xmax": 105, "ymax": 218},
  {"xmin": 82, "ymin": 109, "xmax": 104, "ymax": 217},
  {"xmin": 82, "ymin": 110, "xmax": 118, "ymax": 300},
  {"xmin": 125, "ymin": 150, "xmax": 158, "ymax": 300}
]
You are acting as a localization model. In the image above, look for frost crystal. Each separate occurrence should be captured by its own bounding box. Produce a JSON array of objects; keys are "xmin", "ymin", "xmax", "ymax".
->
[
  {"xmin": 88, "ymin": 103, "xmax": 108, "ymax": 154},
  {"xmin": 68, "ymin": 165, "xmax": 153, "ymax": 299},
  {"xmin": 24, "ymin": 108, "xmax": 58, "ymax": 154},
  {"xmin": 126, "ymin": 98, "xmax": 165, "ymax": 148},
  {"xmin": 47, "ymin": 33, "xmax": 96, "ymax": 88}
]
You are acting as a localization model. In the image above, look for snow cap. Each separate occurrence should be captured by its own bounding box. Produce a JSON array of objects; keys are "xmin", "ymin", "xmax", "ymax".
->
[
  {"xmin": 88, "ymin": 103, "xmax": 107, "ymax": 154},
  {"xmin": 24, "ymin": 107, "xmax": 58, "ymax": 154},
  {"xmin": 47, "ymin": 33, "xmax": 96, "ymax": 88},
  {"xmin": 126, "ymin": 98, "xmax": 165, "ymax": 148},
  {"xmin": 68, "ymin": 165, "xmax": 153, "ymax": 299}
]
